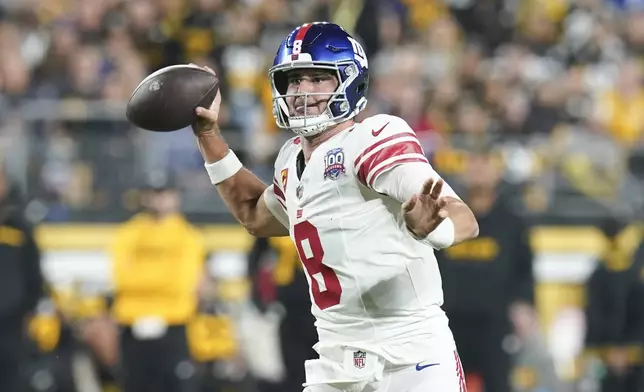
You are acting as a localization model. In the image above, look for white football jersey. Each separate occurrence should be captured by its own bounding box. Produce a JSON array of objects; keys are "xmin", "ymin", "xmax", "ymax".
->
[{"xmin": 263, "ymin": 114, "xmax": 459, "ymax": 366}]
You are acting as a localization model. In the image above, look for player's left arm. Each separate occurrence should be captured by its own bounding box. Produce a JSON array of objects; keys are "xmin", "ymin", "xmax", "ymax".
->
[
  {"xmin": 354, "ymin": 115, "xmax": 478, "ymax": 248},
  {"xmin": 376, "ymin": 164, "xmax": 478, "ymax": 247}
]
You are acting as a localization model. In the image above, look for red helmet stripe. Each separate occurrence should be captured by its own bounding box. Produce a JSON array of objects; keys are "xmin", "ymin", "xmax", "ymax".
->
[{"xmin": 294, "ymin": 23, "xmax": 313, "ymax": 43}]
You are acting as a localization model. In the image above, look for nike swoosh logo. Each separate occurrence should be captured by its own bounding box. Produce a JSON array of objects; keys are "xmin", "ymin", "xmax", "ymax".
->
[
  {"xmin": 415, "ymin": 362, "xmax": 440, "ymax": 371},
  {"xmin": 371, "ymin": 122, "xmax": 390, "ymax": 137}
]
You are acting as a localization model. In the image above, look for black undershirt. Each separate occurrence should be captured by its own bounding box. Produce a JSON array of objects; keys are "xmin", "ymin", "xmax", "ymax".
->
[{"xmin": 296, "ymin": 150, "xmax": 306, "ymax": 180}]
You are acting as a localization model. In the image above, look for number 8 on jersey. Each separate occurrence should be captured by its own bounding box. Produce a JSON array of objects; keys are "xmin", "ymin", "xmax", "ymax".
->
[{"xmin": 293, "ymin": 221, "xmax": 342, "ymax": 310}]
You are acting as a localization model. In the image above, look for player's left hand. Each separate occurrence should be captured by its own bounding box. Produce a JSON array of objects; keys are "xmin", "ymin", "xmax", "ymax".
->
[{"xmin": 402, "ymin": 178, "xmax": 449, "ymax": 238}]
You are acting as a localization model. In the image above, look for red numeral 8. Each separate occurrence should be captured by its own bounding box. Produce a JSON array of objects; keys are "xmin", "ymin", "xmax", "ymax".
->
[{"xmin": 293, "ymin": 220, "xmax": 342, "ymax": 310}]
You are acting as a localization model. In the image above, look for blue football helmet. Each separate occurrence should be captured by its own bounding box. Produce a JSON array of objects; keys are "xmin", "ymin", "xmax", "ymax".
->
[{"xmin": 269, "ymin": 22, "xmax": 370, "ymax": 137}]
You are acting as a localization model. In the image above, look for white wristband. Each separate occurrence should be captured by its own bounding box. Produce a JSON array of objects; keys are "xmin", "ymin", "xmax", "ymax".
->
[
  {"xmin": 426, "ymin": 217, "xmax": 455, "ymax": 249},
  {"xmin": 204, "ymin": 150, "xmax": 243, "ymax": 185}
]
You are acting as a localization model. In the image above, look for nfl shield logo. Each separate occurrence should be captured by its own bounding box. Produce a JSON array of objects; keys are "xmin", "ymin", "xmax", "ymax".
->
[
  {"xmin": 353, "ymin": 350, "xmax": 366, "ymax": 369},
  {"xmin": 323, "ymin": 148, "xmax": 346, "ymax": 180},
  {"xmin": 296, "ymin": 184, "xmax": 303, "ymax": 199}
]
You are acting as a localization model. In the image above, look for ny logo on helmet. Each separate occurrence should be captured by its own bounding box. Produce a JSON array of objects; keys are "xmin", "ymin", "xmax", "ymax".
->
[{"xmin": 348, "ymin": 37, "xmax": 368, "ymax": 69}]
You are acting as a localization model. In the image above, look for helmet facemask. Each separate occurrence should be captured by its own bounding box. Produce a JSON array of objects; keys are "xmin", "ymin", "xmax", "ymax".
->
[{"xmin": 269, "ymin": 61, "xmax": 365, "ymax": 137}]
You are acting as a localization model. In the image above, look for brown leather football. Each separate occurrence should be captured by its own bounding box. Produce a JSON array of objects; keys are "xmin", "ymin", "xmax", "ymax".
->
[{"xmin": 126, "ymin": 64, "xmax": 219, "ymax": 132}]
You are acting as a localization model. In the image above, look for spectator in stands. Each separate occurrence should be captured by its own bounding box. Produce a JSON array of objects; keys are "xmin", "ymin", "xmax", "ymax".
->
[
  {"xmin": 187, "ymin": 275, "xmax": 246, "ymax": 392},
  {"xmin": 585, "ymin": 218, "xmax": 644, "ymax": 392},
  {"xmin": 594, "ymin": 58, "xmax": 644, "ymax": 147},
  {"xmin": 248, "ymin": 236, "xmax": 318, "ymax": 392},
  {"xmin": 436, "ymin": 152, "xmax": 537, "ymax": 392},
  {"xmin": 111, "ymin": 172, "xmax": 205, "ymax": 392},
  {"xmin": 0, "ymin": 168, "xmax": 44, "ymax": 392}
]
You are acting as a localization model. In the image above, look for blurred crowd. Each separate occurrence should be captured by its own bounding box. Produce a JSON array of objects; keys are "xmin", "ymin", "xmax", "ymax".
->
[
  {"xmin": 0, "ymin": 0, "xmax": 642, "ymax": 221},
  {"xmin": 1, "ymin": 0, "xmax": 644, "ymax": 391}
]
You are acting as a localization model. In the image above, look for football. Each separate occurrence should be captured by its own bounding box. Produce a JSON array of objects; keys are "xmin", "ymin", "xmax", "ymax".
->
[{"xmin": 126, "ymin": 64, "xmax": 219, "ymax": 132}]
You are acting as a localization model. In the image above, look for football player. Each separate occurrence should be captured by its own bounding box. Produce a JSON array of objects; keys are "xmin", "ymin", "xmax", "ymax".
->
[{"xmin": 193, "ymin": 22, "xmax": 478, "ymax": 392}]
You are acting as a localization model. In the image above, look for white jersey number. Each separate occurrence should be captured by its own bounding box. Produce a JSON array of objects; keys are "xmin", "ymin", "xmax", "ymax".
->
[
  {"xmin": 293, "ymin": 221, "xmax": 342, "ymax": 310},
  {"xmin": 293, "ymin": 39, "xmax": 303, "ymax": 54}
]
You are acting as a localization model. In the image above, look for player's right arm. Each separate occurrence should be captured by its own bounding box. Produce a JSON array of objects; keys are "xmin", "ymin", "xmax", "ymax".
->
[
  {"xmin": 192, "ymin": 74, "xmax": 289, "ymax": 238},
  {"xmin": 195, "ymin": 130, "xmax": 289, "ymax": 237}
]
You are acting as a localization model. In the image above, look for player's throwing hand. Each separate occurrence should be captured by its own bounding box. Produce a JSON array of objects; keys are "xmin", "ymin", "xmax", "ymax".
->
[
  {"xmin": 193, "ymin": 65, "xmax": 222, "ymax": 135},
  {"xmin": 402, "ymin": 178, "xmax": 449, "ymax": 238}
]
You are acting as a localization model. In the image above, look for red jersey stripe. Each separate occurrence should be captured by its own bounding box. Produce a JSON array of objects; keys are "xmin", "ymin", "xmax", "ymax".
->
[
  {"xmin": 356, "ymin": 140, "xmax": 425, "ymax": 185},
  {"xmin": 353, "ymin": 131, "xmax": 417, "ymax": 168}
]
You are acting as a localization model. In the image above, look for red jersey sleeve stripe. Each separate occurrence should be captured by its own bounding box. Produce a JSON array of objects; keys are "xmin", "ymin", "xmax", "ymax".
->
[
  {"xmin": 455, "ymin": 351, "xmax": 467, "ymax": 392},
  {"xmin": 272, "ymin": 182, "xmax": 286, "ymax": 202},
  {"xmin": 353, "ymin": 131, "xmax": 417, "ymax": 168},
  {"xmin": 367, "ymin": 156, "xmax": 428, "ymax": 188},
  {"xmin": 356, "ymin": 140, "xmax": 425, "ymax": 185}
]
